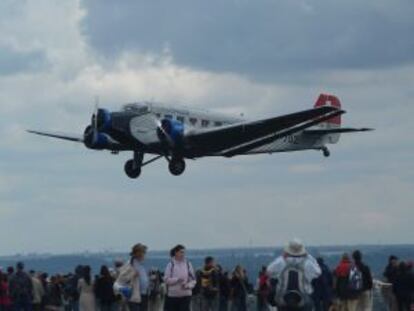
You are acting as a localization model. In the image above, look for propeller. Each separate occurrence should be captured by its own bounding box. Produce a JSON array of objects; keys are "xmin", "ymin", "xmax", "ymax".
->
[{"xmin": 156, "ymin": 118, "xmax": 176, "ymax": 147}]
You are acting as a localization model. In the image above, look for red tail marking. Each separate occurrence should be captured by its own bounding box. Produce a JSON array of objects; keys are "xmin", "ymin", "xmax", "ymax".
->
[{"xmin": 314, "ymin": 94, "xmax": 341, "ymax": 125}]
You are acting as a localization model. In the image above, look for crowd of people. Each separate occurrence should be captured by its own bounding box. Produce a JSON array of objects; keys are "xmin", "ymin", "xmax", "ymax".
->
[{"xmin": 0, "ymin": 240, "xmax": 413, "ymax": 311}]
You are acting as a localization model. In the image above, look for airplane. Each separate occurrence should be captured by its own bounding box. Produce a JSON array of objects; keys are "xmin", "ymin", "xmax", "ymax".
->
[{"xmin": 28, "ymin": 94, "xmax": 372, "ymax": 179}]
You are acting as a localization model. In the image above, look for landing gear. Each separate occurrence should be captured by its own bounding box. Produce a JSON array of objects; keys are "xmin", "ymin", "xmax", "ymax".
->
[
  {"xmin": 168, "ymin": 158, "xmax": 186, "ymax": 176},
  {"xmin": 322, "ymin": 147, "xmax": 330, "ymax": 158},
  {"xmin": 123, "ymin": 151, "xmax": 186, "ymax": 179},
  {"xmin": 124, "ymin": 151, "xmax": 143, "ymax": 179}
]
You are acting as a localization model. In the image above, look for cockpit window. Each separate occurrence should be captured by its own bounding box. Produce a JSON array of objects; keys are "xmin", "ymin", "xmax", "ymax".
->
[{"xmin": 123, "ymin": 104, "xmax": 150, "ymax": 115}]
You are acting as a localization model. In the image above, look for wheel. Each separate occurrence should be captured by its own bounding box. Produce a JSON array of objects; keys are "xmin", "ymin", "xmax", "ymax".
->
[
  {"xmin": 124, "ymin": 159, "xmax": 141, "ymax": 179},
  {"xmin": 169, "ymin": 158, "xmax": 186, "ymax": 176},
  {"xmin": 322, "ymin": 147, "xmax": 330, "ymax": 158}
]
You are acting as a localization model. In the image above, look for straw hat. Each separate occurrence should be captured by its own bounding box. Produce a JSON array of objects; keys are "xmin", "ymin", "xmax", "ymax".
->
[{"xmin": 284, "ymin": 238, "xmax": 307, "ymax": 257}]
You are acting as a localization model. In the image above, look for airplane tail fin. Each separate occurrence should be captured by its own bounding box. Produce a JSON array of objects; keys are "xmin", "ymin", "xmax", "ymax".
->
[{"xmin": 313, "ymin": 93, "xmax": 341, "ymax": 143}]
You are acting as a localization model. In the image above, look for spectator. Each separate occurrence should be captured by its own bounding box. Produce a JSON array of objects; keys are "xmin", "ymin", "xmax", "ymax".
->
[
  {"xmin": 64, "ymin": 266, "xmax": 82, "ymax": 311},
  {"xmin": 148, "ymin": 270, "xmax": 164, "ymax": 311},
  {"xmin": 113, "ymin": 247, "xmax": 143, "ymax": 310},
  {"xmin": 334, "ymin": 253, "xmax": 360, "ymax": 311},
  {"xmin": 0, "ymin": 272, "xmax": 12, "ymax": 311},
  {"xmin": 218, "ymin": 271, "xmax": 230, "ymax": 311},
  {"xmin": 267, "ymin": 239, "xmax": 321, "ymax": 311},
  {"xmin": 45, "ymin": 275, "xmax": 63, "ymax": 311},
  {"xmin": 383, "ymin": 256, "xmax": 400, "ymax": 311},
  {"xmin": 31, "ymin": 273, "xmax": 45, "ymax": 311},
  {"xmin": 77, "ymin": 266, "xmax": 95, "ymax": 311},
  {"xmin": 9, "ymin": 262, "xmax": 33, "ymax": 311},
  {"xmin": 256, "ymin": 266, "xmax": 270, "ymax": 311},
  {"xmin": 311, "ymin": 258, "xmax": 333, "ymax": 311},
  {"xmin": 112, "ymin": 260, "xmax": 128, "ymax": 311},
  {"xmin": 199, "ymin": 256, "xmax": 219, "ymax": 311},
  {"xmin": 230, "ymin": 265, "xmax": 249, "ymax": 311},
  {"xmin": 164, "ymin": 245, "xmax": 196, "ymax": 311},
  {"xmin": 393, "ymin": 262, "xmax": 414, "ymax": 311},
  {"xmin": 130, "ymin": 244, "xmax": 150, "ymax": 311},
  {"xmin": 95, "ymin": 266, "xmax": 116, "ymax": 311},
  {"xmin": 352, "ymin": 250, "xmax": 373, "ymax": 311}
]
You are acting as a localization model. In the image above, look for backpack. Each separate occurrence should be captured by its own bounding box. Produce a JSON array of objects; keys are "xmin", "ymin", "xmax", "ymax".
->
[
  {"xmin": 348, "ymin": 265, "xmax": 363, "ymax": 295},
  {"xmin": 275, "ymin": 260, "xmax": 307, "ymax": 309}
]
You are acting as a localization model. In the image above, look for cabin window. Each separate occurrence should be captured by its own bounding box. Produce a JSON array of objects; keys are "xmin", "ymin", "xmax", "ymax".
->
[
  {"xmin": 177, "ymin": 116, "xmax": 185, "ymax": 123},
  {"xmin": 201, "ymin": 120, "xmax": 210, "ymax": 127},
  {"xmin": 214, "ymin": 121, "xmax": 223, "ymax": 127},
  {"xmin": 189, "ymin": 118, "xmax": 198, "ymax": 126},
  {"xmin": 164, "ymin": 114, "xmax": 173, "ymax": 120}
]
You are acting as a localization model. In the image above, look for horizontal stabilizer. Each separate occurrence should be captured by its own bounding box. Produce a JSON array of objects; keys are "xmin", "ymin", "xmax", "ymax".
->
[
  {"xmin": 27, "ymin": 130, "xmax": 84, "ymax": 142},
  {"xmin": 304, "ymin": 128, "xmax": 374, "ymax": 135}
]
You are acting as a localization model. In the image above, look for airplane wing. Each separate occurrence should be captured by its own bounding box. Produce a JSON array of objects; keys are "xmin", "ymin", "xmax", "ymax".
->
[
  {"xmin": 27, "ymin": 130, "xmax": 84, "ymax": 142},
  {"xmin": 185, "ymin": 106, "xmax": 345, "ymax": 157},
  {"xmin": 303, "ymin": 128, "xmax": 374, "ymax": 135}
]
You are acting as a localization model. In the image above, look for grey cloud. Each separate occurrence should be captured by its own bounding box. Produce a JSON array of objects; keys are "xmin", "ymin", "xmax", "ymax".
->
[
  {"xmin": 80, "ymin": 0, "xmax": 414, "ymax": 81},
  {"xmin": 0, "ymin": 46, "xmax": 48, "ymax": 75}
]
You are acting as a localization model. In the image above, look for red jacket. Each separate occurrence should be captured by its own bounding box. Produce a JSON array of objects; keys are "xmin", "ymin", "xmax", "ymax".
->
[
  {"xmin": 0, "ymin": 281, "xmax": 12, "ymax": 306},
  {"xmin": 335, "ymin": 259, "xmax": 351, "ymax": 278}
]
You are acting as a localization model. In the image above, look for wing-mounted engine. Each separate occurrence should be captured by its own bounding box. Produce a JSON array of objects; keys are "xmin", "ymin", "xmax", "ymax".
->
[
  {"xmin": 157, "ymin": 119, "xmax": 185, "ymax": 148},
  {"xmin": 83, "ymin": 108, "xmax": 122, "ymax": 150}
]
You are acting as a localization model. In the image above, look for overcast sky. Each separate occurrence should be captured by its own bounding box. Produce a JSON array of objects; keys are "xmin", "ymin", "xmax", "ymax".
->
[{"xmin": 0, "ymin": 0, "xmax": 413, "ymax": 256}]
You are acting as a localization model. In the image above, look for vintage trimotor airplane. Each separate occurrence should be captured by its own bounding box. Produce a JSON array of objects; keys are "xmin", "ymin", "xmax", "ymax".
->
[{"xmin": 28, "ymin": 94, "xmax": 372, "ymax": 179}]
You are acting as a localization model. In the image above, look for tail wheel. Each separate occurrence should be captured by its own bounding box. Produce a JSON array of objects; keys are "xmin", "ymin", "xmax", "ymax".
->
[
  {"xmin": 124, "ymin": 159, "xmax": 141, "ymax": 179},
  {"xmin": 169, "ymin": 158, "xmax": 186, "ymax": 176}
]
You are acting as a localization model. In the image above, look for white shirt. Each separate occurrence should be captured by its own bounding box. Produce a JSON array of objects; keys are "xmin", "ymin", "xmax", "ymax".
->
[{"xmin": 267, "ymin": 254, "xmax": 321, "ymax": 294}]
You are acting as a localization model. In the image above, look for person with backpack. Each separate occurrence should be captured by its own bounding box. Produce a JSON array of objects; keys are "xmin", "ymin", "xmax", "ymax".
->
[
  {"xmin": 199, "ymin": 257, "xmax": 219, "ymax": 311},
  {"xmin": 256, "ymin": 267, "xmax": 270, "ymax": 311},
  {"xmin": 267, "ymin": 239, "xmax": 321, "ymax": 311},
  {"xmin": 334, "ymin": 253, "xmax": 360, "ymax": 311},
  {"xmin": 351, "ymin": 250, "xmax": 373, "ymax": 311},
  {"xmin": 164, "ymin": 245, "xmax": 196, "ymax": 311},
  {"xmin": 9, "ymin": 262, "xmax": 33, "ymax": 311}
]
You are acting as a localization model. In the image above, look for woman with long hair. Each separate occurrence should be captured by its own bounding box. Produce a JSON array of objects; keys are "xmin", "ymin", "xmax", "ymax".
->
[
  {"xmin": 77, "ymin": 266, "xmax": 96, "ymax": 311},
  {"xmin": 164, "ymin": 245, "xmax": 196, "ymax": 311}
]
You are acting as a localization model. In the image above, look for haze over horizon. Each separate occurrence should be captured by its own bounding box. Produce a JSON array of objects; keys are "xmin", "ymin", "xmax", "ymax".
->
[{"xmin": 0, "ymin": 0, "xmax": 413, "ymax": 256}]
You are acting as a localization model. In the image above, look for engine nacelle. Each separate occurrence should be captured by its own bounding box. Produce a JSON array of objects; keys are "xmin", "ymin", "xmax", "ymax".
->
[
  {"xmin": 96, "ymin": 108, "xmax": 112, "ymax": 132},
  {"xmin": 157, "ymin": 119, "xmax": 185, "ymax": 147},
  {"xmin": 83, "ymin": 126, "xmax": 114, "ymax": 150}
]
